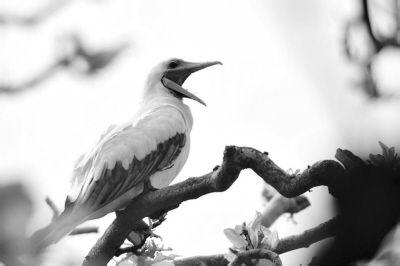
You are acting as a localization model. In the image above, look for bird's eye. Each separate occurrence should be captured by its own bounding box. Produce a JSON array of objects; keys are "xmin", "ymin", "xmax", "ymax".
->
[{"xmin": 168, "ymin": 61, "xmax": 179, "ymax": 69}]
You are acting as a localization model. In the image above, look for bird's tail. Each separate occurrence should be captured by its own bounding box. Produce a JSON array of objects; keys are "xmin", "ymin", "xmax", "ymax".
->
[{"xmin": 30, "ymin": 210, "xmax": 85, "ymax": 252}]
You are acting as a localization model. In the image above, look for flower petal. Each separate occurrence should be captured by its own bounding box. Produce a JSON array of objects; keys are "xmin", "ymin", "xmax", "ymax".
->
[
  {"xmin": 261, "ymin": 225, "xmax": 272, "ymax": 236},
  {"xmin": 249, "ymin": 212, "xmax": 262, "ymax": 232},
  {"xmin": 270, "ymin": 231, "xmax": 279, "ymax": 249},
  {"xmin": 248, "ymin": 227, "xmax": 259, "ymax": 248},
  {"xmin": 224, "ymin": 251, "xmax": 238, "ymax": 263},
  {"xmin": 261, "ymin": 230, "xmax": 279, "ymax": 250},
  {"xmin": 224, "ymin": 228, "xmax": 248, "ymax": 249},
  {"xmin": 235, "ymin": 224, "xmax": 244, "ymax": 234}
]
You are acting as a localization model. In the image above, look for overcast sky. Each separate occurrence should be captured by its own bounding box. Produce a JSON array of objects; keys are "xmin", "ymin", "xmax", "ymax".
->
[{"xmin": 1, "ymin": 0, "xmax": 400, "ymax": 265}]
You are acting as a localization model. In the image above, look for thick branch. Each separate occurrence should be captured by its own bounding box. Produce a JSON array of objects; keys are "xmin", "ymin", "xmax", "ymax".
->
[{"xmin": 83, "ymin": 146, "xmax": 345, "ymax": 265}]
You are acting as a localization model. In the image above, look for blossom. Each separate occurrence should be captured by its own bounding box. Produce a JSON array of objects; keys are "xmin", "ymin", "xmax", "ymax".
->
[
  {"xmin": 223, "ymin": 212, "xmax": 279, "ymax": 264},
  {"xmin": 116, "ymin": 237, "xmax": 178, "ymax": 266}
]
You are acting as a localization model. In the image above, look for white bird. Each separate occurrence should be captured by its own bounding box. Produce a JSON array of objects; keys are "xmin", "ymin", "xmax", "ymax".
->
[{"xmin": 32, "ymin": 58, "xmax": 221, "ymax": 249}]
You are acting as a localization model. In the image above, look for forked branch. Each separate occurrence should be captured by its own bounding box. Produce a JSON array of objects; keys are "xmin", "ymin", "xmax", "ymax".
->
[{"xmin": 83, "ymin": 146, "xmax": 345, "ymax": 265}]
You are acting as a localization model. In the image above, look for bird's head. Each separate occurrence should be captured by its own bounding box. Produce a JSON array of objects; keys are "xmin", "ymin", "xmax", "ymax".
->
[{"xmin": 145, "ymin": 58, "xmax": 222, "ymax": 106}]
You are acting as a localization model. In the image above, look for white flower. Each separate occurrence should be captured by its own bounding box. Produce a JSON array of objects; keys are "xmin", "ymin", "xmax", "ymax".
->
[
  {"xmin": 260, "ymin": 230, "xmax": 279, "ymax": 250},
  {"xmin": 223, "ymin": 228, "xmax": 248, "ymax": 250},
  {"xmin": 223, "ymin": 212, "xmax": 279, "ymax": 252}
]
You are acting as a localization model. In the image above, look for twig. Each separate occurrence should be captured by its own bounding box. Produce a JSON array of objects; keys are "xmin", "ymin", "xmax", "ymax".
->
[
  {"xmin": 230, "ymin": 249, "xmax": 282, "ymax": 266},
  {"xmin": 69, "ymin": 226, "xmax": 99, "ymax": 236},
  {"xmin": 45, "ymin": 196, "xmax": 60, "ymax": 220},
  {"xmin": 174, "ymin": 254, "xmax": 227, "ymax": 266},
  {"xmin": 0, "ymin": 62, "xmax": 63, "ymax": 95},
  {"xmin": 115, "ymin": 217, "xmax": 166, "ymax": 257},
  {"xmin": 83, "ymin": 146, "xmax": 345, "ymax": 266},
  {"xmin": 261, "ymin": 186, "xmax": 310, "ymax": 227},
  {"xmin": 274, "ymin": 217, "xmax": 338, "ymax": 254},
  {"xmin": 115, "ymin": 245, "xmax": 142, "ymax": 257}
]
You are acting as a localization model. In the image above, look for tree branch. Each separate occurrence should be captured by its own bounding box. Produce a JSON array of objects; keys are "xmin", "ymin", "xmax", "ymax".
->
[
  {"xmin": 174, "ymin": 217, "xmax": 338, "ymax": 265},
  {"xmin": 0, "ymin": 34, "xmax": 129, "ymax": 95},
  {"xmin": 83, "ymin": 146, "xmax": 345, "ymax": 265},
  {"xmin": 0, "ymin": 62, "xmax": 63, "ymax": 95},
  {"xmin": 45, "ymin": 196, "xmax": 62, "ymax": 221},
  {"xmin": 230, "ymin": 249, "xmax": 282, "ymax": 266},
  {"xmin": 261, "ymin": 186, "xmax": 310, "ymax": 227},
  {"xmin": 69, "ymin": 226, "xmax": 98, "ymax": 236},
  {"xmin": 274, "ymin": 216, "xmax": 338, "ymax": 254}
]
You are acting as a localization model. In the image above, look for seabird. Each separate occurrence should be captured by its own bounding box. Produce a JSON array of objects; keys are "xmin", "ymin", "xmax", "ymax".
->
[{"xmin": 32, "ymin": 58, "xmax": 222, "ymax": 248}]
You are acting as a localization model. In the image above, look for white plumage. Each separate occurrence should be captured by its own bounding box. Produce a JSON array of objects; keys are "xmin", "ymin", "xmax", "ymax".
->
[{"xmin": 69, "ymin": 96, "xmax": 192, "ymax": 217}]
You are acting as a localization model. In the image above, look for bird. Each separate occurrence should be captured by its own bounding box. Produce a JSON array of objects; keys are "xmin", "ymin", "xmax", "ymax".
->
[{"xmin": 31, "ymin": 58, "xmax": 222, "ymax": 249}]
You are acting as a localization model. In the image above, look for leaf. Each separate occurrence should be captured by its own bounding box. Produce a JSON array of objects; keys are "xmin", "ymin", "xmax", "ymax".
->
[
  {"xmin": 223, "ymin": 228, "xmax": 248, "ymax": 249},
  {"xmin": 368, "ymin": 142, "xmax": 400, "ymax": 168},
  {"xmin": 369, "ymin": 154, "xmax": 384, "ymax": 167},
  {"xmin": 335, "ymin": 149, "xmax": 366, "ymax": 171}
]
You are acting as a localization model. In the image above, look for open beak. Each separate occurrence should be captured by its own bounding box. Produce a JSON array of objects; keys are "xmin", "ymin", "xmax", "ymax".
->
[{"xmin": 162, "ymin": 60, "xmax": 222, "ymax": 106}]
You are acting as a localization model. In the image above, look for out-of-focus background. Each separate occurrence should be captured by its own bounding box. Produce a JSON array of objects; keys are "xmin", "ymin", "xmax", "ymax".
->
[{"xmin": 0, "ymin": 0, "xmax": 399, "ymax": 265}]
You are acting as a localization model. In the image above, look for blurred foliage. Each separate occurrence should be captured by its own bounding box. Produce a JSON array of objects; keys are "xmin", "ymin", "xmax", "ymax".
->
[
  {"xmin": 0, "ymin": 183, "xmax": 32, "ymax": 266},
  {"xmin": 357, "ymin": 221, "xmax": 400, "ymax": 265},
  {"xmin": 315, "ymin": 142, "xmax": 400, "ymax": 265},
  {"xmin": 0, "ymin": 33, "xmax": 129, "ymax": 95},
  {"xmin": 344, "ymin": 0, "xmax": 400, "ymax": 98},
  {"xmin": 368, "ymin": 141, "xmax": 400, "ymax": 170}
]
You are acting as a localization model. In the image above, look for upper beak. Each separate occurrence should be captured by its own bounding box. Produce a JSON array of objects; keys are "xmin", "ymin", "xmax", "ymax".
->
[{"xmin": 162, "ymin": 60, "xmax": 222, "ymax": 106}]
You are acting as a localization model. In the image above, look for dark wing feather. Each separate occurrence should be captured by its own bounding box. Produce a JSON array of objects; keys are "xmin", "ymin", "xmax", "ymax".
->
[{"xmin": 66, "ymin": 133, "xmax": 186, "ymax": 212}]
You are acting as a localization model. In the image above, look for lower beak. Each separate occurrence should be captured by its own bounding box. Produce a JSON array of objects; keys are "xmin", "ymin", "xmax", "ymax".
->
[{"xmin": 162, "ymin": 77, "xmax": 207, "ymax": 106}]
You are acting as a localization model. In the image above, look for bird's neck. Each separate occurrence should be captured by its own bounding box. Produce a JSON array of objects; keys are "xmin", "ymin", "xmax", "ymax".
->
[{"xmin": 138, "ymin": 92, "xmax": 193, "ymax": 131}]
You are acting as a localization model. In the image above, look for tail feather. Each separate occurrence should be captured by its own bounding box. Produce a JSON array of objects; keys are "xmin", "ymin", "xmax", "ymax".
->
[{"xmin": 30, "ymin": 212, "xmax": 84, "ymax": 252}]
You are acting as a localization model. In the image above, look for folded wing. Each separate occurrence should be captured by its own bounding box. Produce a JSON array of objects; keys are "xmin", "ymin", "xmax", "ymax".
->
[{"xmin": 65, "ymin": 106, "xmax": 188, "ymax": 218}]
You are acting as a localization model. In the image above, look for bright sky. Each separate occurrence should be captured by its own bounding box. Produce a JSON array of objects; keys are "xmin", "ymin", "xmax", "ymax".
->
[{"xmin": 1, "ymin": 0, "xmax": 400, "ymax": 265}]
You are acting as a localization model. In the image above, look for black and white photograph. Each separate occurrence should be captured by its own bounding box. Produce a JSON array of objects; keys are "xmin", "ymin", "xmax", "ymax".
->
[{"xmin": 0, "ymin": 0, "xmax": 400, "ymax": 265}]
